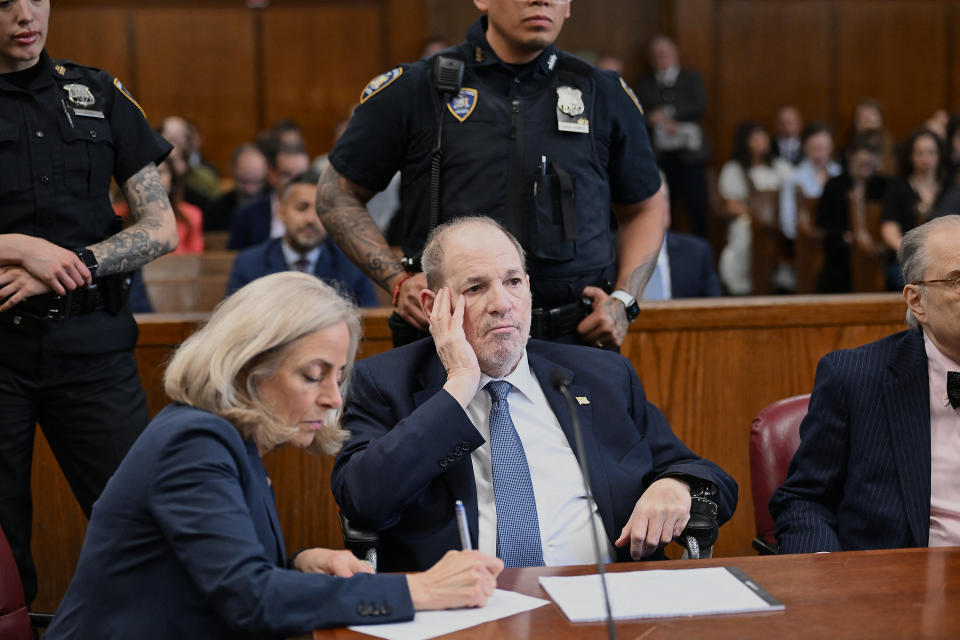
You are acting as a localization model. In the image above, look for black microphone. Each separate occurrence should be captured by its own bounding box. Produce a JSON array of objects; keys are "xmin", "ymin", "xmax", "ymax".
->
[{"xmin": 550, "ymin": 368, "xmax": 617, "ymax": 640}]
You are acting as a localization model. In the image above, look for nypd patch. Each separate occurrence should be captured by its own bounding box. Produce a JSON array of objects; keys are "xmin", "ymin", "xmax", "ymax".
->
[
  {"xmin": 360, "ymin": 67, "xmax": 403, "ymax": 104},
  {"xmin": 446, "ymin": 88, "xmax": 478, "ymax": 123},
  {"xmin": 113, "ymin": 77, "xmax": 146, "ymax": 117},
  {"xmin": 619, "ymin": 77, "xmax": 643, "ymax": 114}
]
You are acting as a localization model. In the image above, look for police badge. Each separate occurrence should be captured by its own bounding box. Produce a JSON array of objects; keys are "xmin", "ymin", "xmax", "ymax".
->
[
  {"xmin": 556, "ymin": 85, "xmax": 589, "ymax": 133},
  {"xmin": 63, "ymin": 83, "xmax": 95, "ymax": 107}
]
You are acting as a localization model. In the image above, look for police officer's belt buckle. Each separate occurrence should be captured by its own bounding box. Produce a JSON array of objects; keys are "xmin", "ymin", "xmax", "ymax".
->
[{"xmin": 17, "ymin": 290, "xmax": 72, "ymax": 321}]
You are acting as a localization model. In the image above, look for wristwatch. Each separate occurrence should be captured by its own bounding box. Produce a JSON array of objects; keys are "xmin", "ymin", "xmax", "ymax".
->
[
  {"xmin": 73, "ymin": 247, "xmax": 98, "ymax": 279},
  {"xmin": 609, "ymin": 289, "xmax": 639, "ymax": 322}
]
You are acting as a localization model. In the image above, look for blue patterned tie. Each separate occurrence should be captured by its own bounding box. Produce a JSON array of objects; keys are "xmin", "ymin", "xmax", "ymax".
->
[{"xmin": 486, "ymin": 380, "xmax": 544, "ymax": 567}]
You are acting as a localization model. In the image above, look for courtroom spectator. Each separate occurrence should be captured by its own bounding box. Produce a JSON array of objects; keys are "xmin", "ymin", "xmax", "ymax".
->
[
  {"xmin": 159, "ymin": 115, "xmax": 221, "ymax": 210},
  {"xmin": 204, "ymin": 143, "xmax": 270, "ymax": 232},
  {"xmin": 419, "ymin": 36, "xmax": 449, "ymax": 59},
  {"xmin": 114, "ymin": 156, "xmax": 204, "ymax": 255},
  {"xmin": 843, "ymin": 98, "xmax": 898, "ymax": 176},
  {"xmin": 945, "ymin": 113, "xmax": 960, "ymax": 186},
  {"xmin": 772, "ymin": 105, "xmax": 804, "ymax": 165},
  {"xmin": 595, "ymin": 53, "xmax": 624, "ymax": 74},
  {"xmin": 880, "ymin": 127, "xmax": 960, "ymax": 289},
  {"xmin": 331, "ymin": 217, "xmax": 737, "ymax": 572},
  {"xmin": 815, "ymin": 136, "xmax": 889, "ymax": 293},
  {"xmin": 924, "ymin": 109, "xmax": 949, "ymax": 141},
  {"xmin": 779, "ymin": 123, "xmax": 841, "ymax": 240},
  {"xmin": 643, "ymin": 178, "xmax": 722, "ymax": 300},
  {"xmin": 717, "ymin": 121, "xmax": 792, "ymax": 295},
  {"xmin": 771, "ymin": 215, "xmax": 960, "ymax": 553},
  {"xmin": 44, "ymin": 273, "xmax": 503, "ymax": 639},
  {"xmin": 228, "ymin": 143, "xmax": 311, "ymax": 250},
  {"xmin": 185, "ymin": 118, "xmax": 220, "ymax": 181},
  {"xmin": 227, "ymin": 171, "xmax": 377, "ymax": 306},
  {"xmin": 635, "ymin": 35, "xmax": 711, "ymax": 238},
  {"xmin": 264, "ymin": 117, "xmax": 307, "ymax": 152}
]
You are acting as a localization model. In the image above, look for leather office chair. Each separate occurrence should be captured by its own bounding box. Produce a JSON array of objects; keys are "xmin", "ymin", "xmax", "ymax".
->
[
  {"xmin": 340, "ymin": 498, "xmax": 721, "ymax": 567},
  {"xmin": 749, "ymin": 394, "xmax": 809, "ymax": 554},
  {"xmin": 0, "ymin": 525, "xmax": 34, "ymax": 640}
]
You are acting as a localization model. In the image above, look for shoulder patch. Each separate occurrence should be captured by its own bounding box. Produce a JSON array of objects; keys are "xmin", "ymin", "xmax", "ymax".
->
[
  {"xmin": 360, "ymin": 67, "xmax": 403, "ymax": 104},
  {"xmin": 446, "ymin": 88, "xmax": 478, "ymax": 123},
  {"xmin": 113, "ymin": 77, "xmax": 146, "ymax": 118},
  {"xmin": 619, "ymin": 77, "xmax": 643, "ymax": 114}
]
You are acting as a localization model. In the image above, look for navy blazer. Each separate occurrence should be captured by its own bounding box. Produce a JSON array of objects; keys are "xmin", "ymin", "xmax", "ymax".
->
[
  {"xmin": 226, "ymin": 237, "xmax": 378, "ymax": 306},
  {"xmin": 227, "ymin": 194, "xmax": 272, "ymax": 250},
  {"xmin": 770, "ymin": 330, "xmax": 932, "ymax": 553},
  {"xmin": 331, "ymin": 338, "xmax": 738, "ymax": 572},
  {"xmin": 667, "ymin": 231, "xmax": 722, "ymax": 298},
  {"xmin": 45, "ymin": 405, "xmax": 412, "ymax": 640}
]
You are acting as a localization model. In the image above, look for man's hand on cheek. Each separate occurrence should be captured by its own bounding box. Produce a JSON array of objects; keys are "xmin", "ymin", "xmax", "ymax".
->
[{"xmin": 429, "ymin": 287, "xmax": 481, "ymax": 407}]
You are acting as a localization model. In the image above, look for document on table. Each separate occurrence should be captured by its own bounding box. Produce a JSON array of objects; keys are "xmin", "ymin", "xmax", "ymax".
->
[
  {"xmin": 347, "ymin": 588, "xmax": 549, "ymax": 640},
  {"xmin": 539, "ymin": 567, "xmax": 783, "ymax": 622}
]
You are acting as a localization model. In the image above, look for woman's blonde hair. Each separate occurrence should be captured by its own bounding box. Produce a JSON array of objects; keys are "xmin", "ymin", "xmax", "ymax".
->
[{"xmin": 163, "ymin": 272, "xmax": 361, "ymax": 455}]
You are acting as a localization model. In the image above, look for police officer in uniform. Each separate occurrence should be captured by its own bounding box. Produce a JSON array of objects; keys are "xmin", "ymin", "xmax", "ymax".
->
[
  {"xmin": 318, "ymin": 0, "xmax": 666, "ymax": 348},
  {"xmin": 0, "ymin": 0, "xmax": 178, "ymax": 605}
]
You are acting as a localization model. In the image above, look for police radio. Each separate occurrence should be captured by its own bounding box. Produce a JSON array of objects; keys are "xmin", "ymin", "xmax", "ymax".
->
[{"xmin": 427, "ymin": 55, "xmax": 465, "ymax": 251}]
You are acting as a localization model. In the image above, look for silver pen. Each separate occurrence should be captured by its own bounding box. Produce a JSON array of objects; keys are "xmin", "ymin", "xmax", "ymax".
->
[{"xmin": 454, "ymin": 499, "xmax": 472, "ymax": 550}]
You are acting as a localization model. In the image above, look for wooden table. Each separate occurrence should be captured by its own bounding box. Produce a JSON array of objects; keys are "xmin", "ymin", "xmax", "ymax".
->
[{"xmin": 314, "ymin": 547, "xmax": 960, "ymax": 639}]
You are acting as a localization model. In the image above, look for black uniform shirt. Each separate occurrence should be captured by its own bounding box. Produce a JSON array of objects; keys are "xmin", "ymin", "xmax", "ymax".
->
[
  {"xmin": 0, "ymin": 50, "xmax": 171, "ymax": 248},
  {"xmin": 330, "ymin": 17, "xmax": 659, "ymax": 213}
]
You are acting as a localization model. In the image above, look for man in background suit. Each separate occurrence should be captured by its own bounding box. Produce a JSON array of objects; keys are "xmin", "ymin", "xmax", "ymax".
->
[
  {"xmin": 227, "ymin": 143, "xmax": 310, "ymax": 250},
  {"xmin": 771, "ymin": 215, "xmax": 960, "ymax": 553},
  {"xmin": 227, "ymin": 171, "xmax": 378, "ymax": 306},
  {"xmin": 203, "ymin": 142, "xmax": 269, "ymax": 232},
  {"xmin": 635, "ymin": 35, "xmax": 710, "ymax": 239},
  {"xmin": 331, "ymin": 217, "xmax": 737, "ymax": 572},
  {"xmin": 642, "ymin": 180, "xmax": 721, "ymax": 300}
]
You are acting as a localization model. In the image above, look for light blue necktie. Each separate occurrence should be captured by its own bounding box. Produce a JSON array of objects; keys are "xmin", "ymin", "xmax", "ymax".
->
[{"xmin": 486, "ymin": 380, "xmax": 544, "ymax": 567}]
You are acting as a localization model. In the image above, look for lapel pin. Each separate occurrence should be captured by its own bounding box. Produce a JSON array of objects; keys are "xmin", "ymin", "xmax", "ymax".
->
[{"xmin": 576, "ymin": 396, "xmax": 590, "ymax": 405}]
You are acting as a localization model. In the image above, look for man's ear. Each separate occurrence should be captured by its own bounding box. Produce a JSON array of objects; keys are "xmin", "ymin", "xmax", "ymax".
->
[
  {"xmin": 420, "ymin": 288, "xmax": 437, "ymax": 317},
  {"xmin": 904, "ymin": 284, "xmax": 926, "ymax": 325}
]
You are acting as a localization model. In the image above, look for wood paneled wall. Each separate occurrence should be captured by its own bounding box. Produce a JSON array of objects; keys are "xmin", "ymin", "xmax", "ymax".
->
[
  {"xmin": 45, "ymin": 1, "xmax": 960, "ymax": 172},
  {"xmin": 46, "ymin": 0, "xmax": 425, "ymax": 172},
  {"xmin": 30, "ymin": 295, "xmax": 906, "ymax": 613}
]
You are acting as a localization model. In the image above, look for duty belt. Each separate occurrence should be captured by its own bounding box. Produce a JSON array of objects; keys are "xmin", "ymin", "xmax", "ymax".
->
[
  {"xmin": 529, "ymin": 297, "xmax": 591, "ymax": 341},
  {"xmin": 5, "ymin": 283, "xmax": 105, "ymax": 322}
]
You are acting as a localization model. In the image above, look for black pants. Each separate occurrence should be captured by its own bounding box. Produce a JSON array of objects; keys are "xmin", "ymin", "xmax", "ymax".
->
[{"xmin": 0, "ymin": 343, "xmax": 148, "ymax": 605}]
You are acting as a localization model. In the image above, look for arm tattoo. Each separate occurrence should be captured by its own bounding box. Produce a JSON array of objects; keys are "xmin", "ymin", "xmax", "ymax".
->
[
  {"xmin": 625, "ymin": 256, "xmax": 657, "ymax": 300},
  {"xmin": 89, "ymin": 163, "xmax": 176, "ymax": 275},
  {"xmin": 315, "ymin": 165, "xmax": 403, "ymax": 290}
]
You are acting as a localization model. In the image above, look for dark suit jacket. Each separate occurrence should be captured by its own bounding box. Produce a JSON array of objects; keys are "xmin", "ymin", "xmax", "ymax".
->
[
  {"xmin": 667, "ymin": 231, "xmax": 721, "ymax": 298},
  {"xmin": 770, "ymin": 330, "xmax": 932, "ymax": 554},
  {"xmin": 227, "ymin": 193, "xmax": 272, "ymax": 250},
  {"xmin": 226, "ymin": 237, "xmax": 378, "ymax": 307},
  {"xmin": 634, "ymin": 68, "xmax": 710, "ymax": 164},
  {"xmin": 331, "ymin": 339, "xmax": 738, "ymax": 572},
  {"xmin": 45, "ymin": 405, "xmax": 412, "ymax": 640}
]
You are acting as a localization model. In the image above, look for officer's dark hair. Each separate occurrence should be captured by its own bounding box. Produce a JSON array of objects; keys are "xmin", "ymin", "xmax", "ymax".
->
[
  {"xmin": 279, "ymin": 170, "xmax": 321, "ymax": 199},
  {"xmin": 730, "ymin": 120, "xmax": 775, "ymax": 169},
  {"xmin": 800, "ymin": 121, "xmax": 832, "ymax": 145},
  {"xmin": 231, "ymin": 142, "xmax": 266, "ymax": 168},
  {"xmin": 897, "ymin": 126, "xmax": 947, "ymax": 182},
  {"xmin": 421, "ymin": 216, "xmax": 527, "ymax": 291}
]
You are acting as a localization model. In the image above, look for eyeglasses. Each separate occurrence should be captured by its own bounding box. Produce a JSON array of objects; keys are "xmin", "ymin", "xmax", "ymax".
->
[{"xmin": 911, "ymin": 276, "xmax": 960, "ymax": 295}]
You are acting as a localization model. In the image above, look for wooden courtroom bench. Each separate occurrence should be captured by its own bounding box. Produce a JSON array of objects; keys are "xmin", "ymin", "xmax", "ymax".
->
[
  {"xmin": 141, "ymin": 251, "xmax": 237, "ymax": 313},
  {"xmin": 30, "ymin": 295, "xmax": 906, "ymax": 613}
]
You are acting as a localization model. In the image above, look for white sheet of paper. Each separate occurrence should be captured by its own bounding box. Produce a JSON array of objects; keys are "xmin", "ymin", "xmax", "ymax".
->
[
  {"xmin": 347, "ymin": 588, "xmax": 549, "ymax": 640},
  {"xmin": 539, "ymin": 567, "xmax": 783, "ymax": 622}
]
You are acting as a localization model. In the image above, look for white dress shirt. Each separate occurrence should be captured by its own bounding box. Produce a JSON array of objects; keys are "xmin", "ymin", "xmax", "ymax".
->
[{"xmin": 465, "ymin": 349, "xmax": 614, "ymax": 565}]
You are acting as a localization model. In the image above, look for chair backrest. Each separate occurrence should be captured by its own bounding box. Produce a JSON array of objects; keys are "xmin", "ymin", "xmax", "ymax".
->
[
  {"xmin": 0, "ymin": 525, "xmax": 33, "ymax": 640},
  {"xmin": 749, "ymin": 394, "xmax": 809, "ymax": 549}
]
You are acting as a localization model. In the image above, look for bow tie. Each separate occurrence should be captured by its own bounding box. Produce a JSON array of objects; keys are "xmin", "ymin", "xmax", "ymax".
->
[{"xmin": 949, "ymin": 371, "xmax": 960, "ymax": 410}]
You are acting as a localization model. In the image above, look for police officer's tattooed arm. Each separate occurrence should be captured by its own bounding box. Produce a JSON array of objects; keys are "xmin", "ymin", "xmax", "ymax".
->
[
  {"xmin": 0, "ymin": 234, "xmax": 91, "ymax": 294},
  {"xmin": 316, "ymin": 163, "xmax": 430, "ymax": 329},
  {"xmin": 88, "ymin": 163, "xmax": 178, "ymax": 276},
  {"xmin": 577, "ymin": 189, "xmax": 667, "ymax": 347}
]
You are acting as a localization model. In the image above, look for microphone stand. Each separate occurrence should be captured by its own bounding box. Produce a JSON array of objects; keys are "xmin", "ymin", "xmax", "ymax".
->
[{"xmin": 551, "ymin": 369, "xmax": 617, "ymax": 640}]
